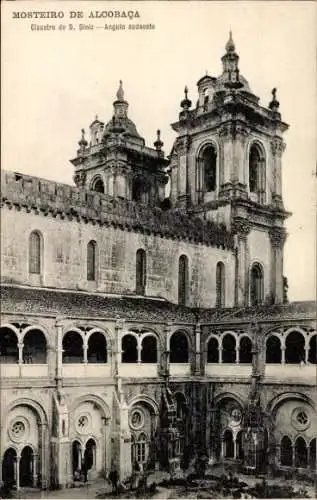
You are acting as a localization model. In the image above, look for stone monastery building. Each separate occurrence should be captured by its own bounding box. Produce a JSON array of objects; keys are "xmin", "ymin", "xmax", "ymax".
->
[{"xmin": 0, "ymin": 33, "xmax": 316, "ymax": 490}]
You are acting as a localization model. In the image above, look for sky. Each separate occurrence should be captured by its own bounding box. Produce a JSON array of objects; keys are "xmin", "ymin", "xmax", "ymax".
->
[{"xmin": 1, "ymin": 1, "xmax": 316, "ymax": 301}]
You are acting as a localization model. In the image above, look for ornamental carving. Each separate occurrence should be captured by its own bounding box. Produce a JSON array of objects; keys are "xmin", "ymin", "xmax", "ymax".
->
[
  {"xmin": 269, "ymin": 228, "xmax": 287, "ymax": 248},
  {"xmin": 270, "ymin": 139, "xmax": 286, "ymax": 156},
  {"xmin": 219, "ymin": 122, "xmax": 250, "ymax": 141},
  {"xmin": 232, "ymin": 218, "xmax": 251, "ymax": 239},
  {"xmin": 175, "ymin": 135, "xmax": 191, "ymax": 154},
  {"xmin": 73, "ymin": 171, "xmax": 87, "ymax": 188}
]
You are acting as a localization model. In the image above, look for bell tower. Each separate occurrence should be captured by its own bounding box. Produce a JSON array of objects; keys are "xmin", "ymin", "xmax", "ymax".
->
[
  {"xmin": 70, "ymin": 81, "xmax": 169, "ymax": 206},
  {"xmin": 169, "ymin": 33, "xmax": 290, "ymax": 305}
]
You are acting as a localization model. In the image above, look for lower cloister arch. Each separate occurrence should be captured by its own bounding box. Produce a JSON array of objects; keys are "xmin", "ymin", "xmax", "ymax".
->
[{"xmin": 169, "ymin": 330, "xmax": 190, "ymax": 363}]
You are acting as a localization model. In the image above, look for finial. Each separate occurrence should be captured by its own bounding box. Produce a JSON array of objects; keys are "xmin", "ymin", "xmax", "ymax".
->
[
  {"xmin": 116, "ymin": 80, "xmax": 124, "ymax": 101},
  {"xmin": 180, "ymin": 85, "xmax": 192, "ymax": 111},
  {"xmin": 225, "ymin": 30, "xmax": 235, "ymax": 53},
  {"xmin": 78, "ymin": 128, "xmax": 88, "ymax": 149},
  {"xmin": 95, "ymin": 114, "xmax": 98, "ymax": 121},
  {"xmin": 154, "ymin": 129, "xmax": 163, "ymax": 151},
  {"xmin": 269, "ymin": 87, "xmax": 280, "ymax": 111}
]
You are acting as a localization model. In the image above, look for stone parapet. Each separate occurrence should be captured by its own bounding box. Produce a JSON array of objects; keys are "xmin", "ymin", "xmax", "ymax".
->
[{"xmin": 1, "ymin": 170, "xmax": 234, "ymax": 249}]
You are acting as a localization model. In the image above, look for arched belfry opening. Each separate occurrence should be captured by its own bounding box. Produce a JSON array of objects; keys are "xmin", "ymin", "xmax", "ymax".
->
[
  {"xmin": 249, "ymin": 143, "xmax": 265, "ymax": 203},
  {"xmin": 91, "ymin": 176, "xmax": 104, "ymax": 194},
  {"xmin": 196, "ymin": 144, "xmax": 217, "ymax": 202},
  {"xmin": 250, "ymin": 263, "xmax": 264, "ymax": 306}
]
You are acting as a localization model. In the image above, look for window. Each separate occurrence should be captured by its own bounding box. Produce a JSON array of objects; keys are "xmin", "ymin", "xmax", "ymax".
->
[
  {"xmin": 178, "ymin": 255, "xmax": 189, "ymax": 306},
  {"xmin": 203, "ymin": 145, "xmax": 217, "ymax": 191},
  {"xmin": 249, "ymin": 143, "xmax": 265, "ymax": 202},
  {"xmin": 136, "ymin": 433, "xmax": 147, "ymax": 464},
  {"xmin": 250, "ymin": 263, "xmax": 264, "ymax": 306},
  {"xmin": 136, "ymin": 249, "xmax": 146, "ymax": 295},
  {"xmin": 216, "ymin": 262, "xmax": 225, "ymax": 308},
  {"xmin": 87, "ymin": 240, "xmax": 96, "ymax": 281},
  {"xmin": 132, "ymin": 176, "xmax": 144, "ymax": 202},
  {"xmin": 29, "ymin": 231, "xmax": 41, "ymax": 274},
  {"xmin": 91, "ymin": 177, "xmax": 104, "ymax": 194}
]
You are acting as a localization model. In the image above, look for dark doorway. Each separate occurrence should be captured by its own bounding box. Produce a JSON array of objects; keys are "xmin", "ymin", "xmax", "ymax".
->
[
  {"xmin": 20, "ymin": 446, "xmax": 33, "ymax": 487},
  {"xmin": 236, "ymin": 431, "xmax": 244, "ymax": 459},
  {"xmin": 280, "ymin": 436, "xmax": 293, "ymax": 466},
  {"xmin": 84, "ymin": 439, "xmax": 96, "ymax": 471},
  {"xmin": 223, "ymin": 429, "xmax": 234, "ymax": 459},
  {"xmin": 2, "ymin": 448, "xmax": 16, "ymax": 488},
  {"xmin": 72, "ymin": 441, "xmax": 82, "ymax": 475}
]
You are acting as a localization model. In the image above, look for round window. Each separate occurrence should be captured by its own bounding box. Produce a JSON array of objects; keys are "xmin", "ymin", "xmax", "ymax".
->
[
  {"xmin": 76, "ymin": 413, "xmax": 91, "ymax": 434},
  {"xmin": 130, "ymin": 409, "xmax": 144, "ymax": 430},
  {"xmin": 291, "ymin": 407, "xmax": 310, "ymax": 431},
  {"xmin": 8, "ymin": 417, "xmax": 29, "ymax": 443},
  {"xmin": 231, "ymin": 408, "xmax": 242, "ymax": 426}
]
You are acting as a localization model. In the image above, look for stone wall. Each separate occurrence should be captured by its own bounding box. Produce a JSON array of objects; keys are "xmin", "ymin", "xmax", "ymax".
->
[{"xmin": 1, "ymin": 205, "xmax": 235, "ymax": 308}]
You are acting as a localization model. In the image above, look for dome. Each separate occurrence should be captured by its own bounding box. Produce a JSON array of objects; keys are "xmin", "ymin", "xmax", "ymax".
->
[
  {"xmin": 215, "ymin": 72, "xmax": 252, "ymax": 93},
  {"xmin": 103, "ymin": 116, "xmax": 142, "ymax": 139}
]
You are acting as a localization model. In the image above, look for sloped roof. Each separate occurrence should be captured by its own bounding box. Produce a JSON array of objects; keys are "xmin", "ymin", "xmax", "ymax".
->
[{"xmin": 0, "ymin": 285, "xmax": 197, "ymax": 323}]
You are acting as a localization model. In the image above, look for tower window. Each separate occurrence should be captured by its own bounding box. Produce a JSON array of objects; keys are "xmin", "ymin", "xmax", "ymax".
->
[
  {"xmin": 216, "ymin": 262, "xmax": 225, "ymax": 308},
  {"xmin": 132, "ymin": 176, "xmax": 144, "ymax": 203},
  {"xmin": 250, "ymin": 263, "xmax": 264, "ymax": 306},
  {"xmin": 249, "ymin": 144, "xmax": 265, "ymax": 201},
  {"xmin": 87, "ymin": 240, "xmax": 97, "ymax": 281},
  {"xmin": 202, "ymin": 145, "xmax": 217, "ymax": 192},
  {"xmin": 136, "ymin": 249, "xmax": 146, "ymax": 295},
  {"xmin": 29, "ymin": 231, "xmax": 42, "ymax": 274},
  {"xmin": 91, "ymin": 176, "xmax": 104, "ymax": 194},
  {"xmin": 178, "ymin": 255, "xmax": 189, "ymax": 306}
]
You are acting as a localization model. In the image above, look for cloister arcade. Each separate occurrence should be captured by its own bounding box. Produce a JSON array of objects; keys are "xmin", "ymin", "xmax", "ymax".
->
[{"xmin": 205, "ymin": 328, "xmax": 317, "ymax": 365}]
